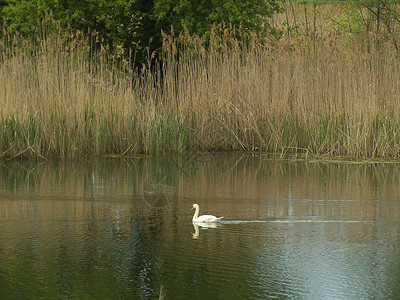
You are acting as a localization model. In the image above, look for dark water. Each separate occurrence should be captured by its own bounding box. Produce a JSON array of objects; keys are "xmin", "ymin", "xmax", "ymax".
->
[{"xmin": 0, "ymin": 154, "xmax": 400, "ymax": 299}]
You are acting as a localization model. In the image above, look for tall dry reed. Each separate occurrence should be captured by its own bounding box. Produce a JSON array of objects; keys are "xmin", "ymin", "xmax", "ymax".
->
[{"xmin": 1, "ymin": 8, "xmax": 400, "ymax": 159}]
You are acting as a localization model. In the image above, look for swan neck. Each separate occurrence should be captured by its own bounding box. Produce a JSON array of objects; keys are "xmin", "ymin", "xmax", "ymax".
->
[{"xmin": 192, "ymin": 206, "xmax": 199, "ymax": 221}]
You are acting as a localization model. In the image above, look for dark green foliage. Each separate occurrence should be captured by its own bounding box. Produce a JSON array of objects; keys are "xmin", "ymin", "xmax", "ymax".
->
[
  {"xmin": 153, "ymin": 0, "xmax": 282, "ymax": 37},
  {"xmin": 0, "ymin": 0, "xmax": 283, "ymax": 63},
  {"xmin": 0, "ymin": 0, "xmax": 6, "ymax": 11},
  {"xmin": 1, "ymin": 0, "xmax": 142, "ymax": 52}
]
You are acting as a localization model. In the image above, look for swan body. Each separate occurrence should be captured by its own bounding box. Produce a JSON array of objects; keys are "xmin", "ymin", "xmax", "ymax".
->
[{"xmin": 192, "ymin": 204, "xmax": 223, "ymax": 223}]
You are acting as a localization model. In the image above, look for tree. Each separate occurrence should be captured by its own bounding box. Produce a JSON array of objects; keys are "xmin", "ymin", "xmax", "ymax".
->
[
  {"xmin": 1, "ymin": 0, "xmax": 141, "ymax": 47},
  {"xmin": 153, "ymin": 0, "xmax": 282, "ymax": 37},
  {"xmin": 0, "ymin": 0, "xmax": 283, "ymax": 62},
  {"xmin": 342, "ymin": 0, "xmax": 400, "ymax": 51}
]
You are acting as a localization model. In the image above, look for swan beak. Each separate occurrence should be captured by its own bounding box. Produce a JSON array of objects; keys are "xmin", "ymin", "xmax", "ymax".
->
[{"xmin": 191, "ymin": 206, "xmax": 194, "ymax": 210}]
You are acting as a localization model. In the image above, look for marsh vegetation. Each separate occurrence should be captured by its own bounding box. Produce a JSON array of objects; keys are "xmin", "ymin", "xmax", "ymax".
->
[{"xmin": 1, "ymin": 2, "xmax": 400, "ymax": 158}]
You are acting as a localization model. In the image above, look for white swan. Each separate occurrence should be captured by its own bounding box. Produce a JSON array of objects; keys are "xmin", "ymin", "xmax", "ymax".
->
[{"xmin": 192, "ymin": 203, "xmax": 223, "ymax": 223}]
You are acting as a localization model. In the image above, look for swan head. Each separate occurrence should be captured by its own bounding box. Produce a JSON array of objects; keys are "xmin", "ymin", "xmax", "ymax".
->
[{"xmin": 191, "ymin": 203, "xmax": 199, "ymax": 210}]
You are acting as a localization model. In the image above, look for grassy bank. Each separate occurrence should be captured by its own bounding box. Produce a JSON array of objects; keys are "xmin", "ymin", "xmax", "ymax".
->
[{"xmin": 1, "ymin": 4, "xmax": 400, "ymax": 159}]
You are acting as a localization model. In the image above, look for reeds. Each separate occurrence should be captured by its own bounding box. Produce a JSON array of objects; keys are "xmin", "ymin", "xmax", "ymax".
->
[{"xmin": 1, "ymin": 5, "xmax": 400, "ymax": 159}]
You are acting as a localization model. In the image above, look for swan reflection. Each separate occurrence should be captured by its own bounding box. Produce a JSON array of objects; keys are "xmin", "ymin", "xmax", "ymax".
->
[{"xmin": 192, "ymin": 221, "xmax": 221, "ymax": 239}]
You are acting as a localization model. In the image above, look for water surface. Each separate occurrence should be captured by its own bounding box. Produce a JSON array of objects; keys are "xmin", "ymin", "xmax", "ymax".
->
[{"xmin": 0, "ymin": 154, "xmax": 400, "ymax": 299}]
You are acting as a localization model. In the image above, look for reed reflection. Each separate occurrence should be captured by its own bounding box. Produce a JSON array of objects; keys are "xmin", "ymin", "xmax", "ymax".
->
[{"xmin": 0, "ymin": 155, "xmax": 399, "ymax": 299}]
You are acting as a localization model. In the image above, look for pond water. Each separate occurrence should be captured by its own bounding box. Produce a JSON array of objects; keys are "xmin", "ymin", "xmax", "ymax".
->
[{"xmin": 0, "ymin": 154, "xmax": 400, "ymax": 299}]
